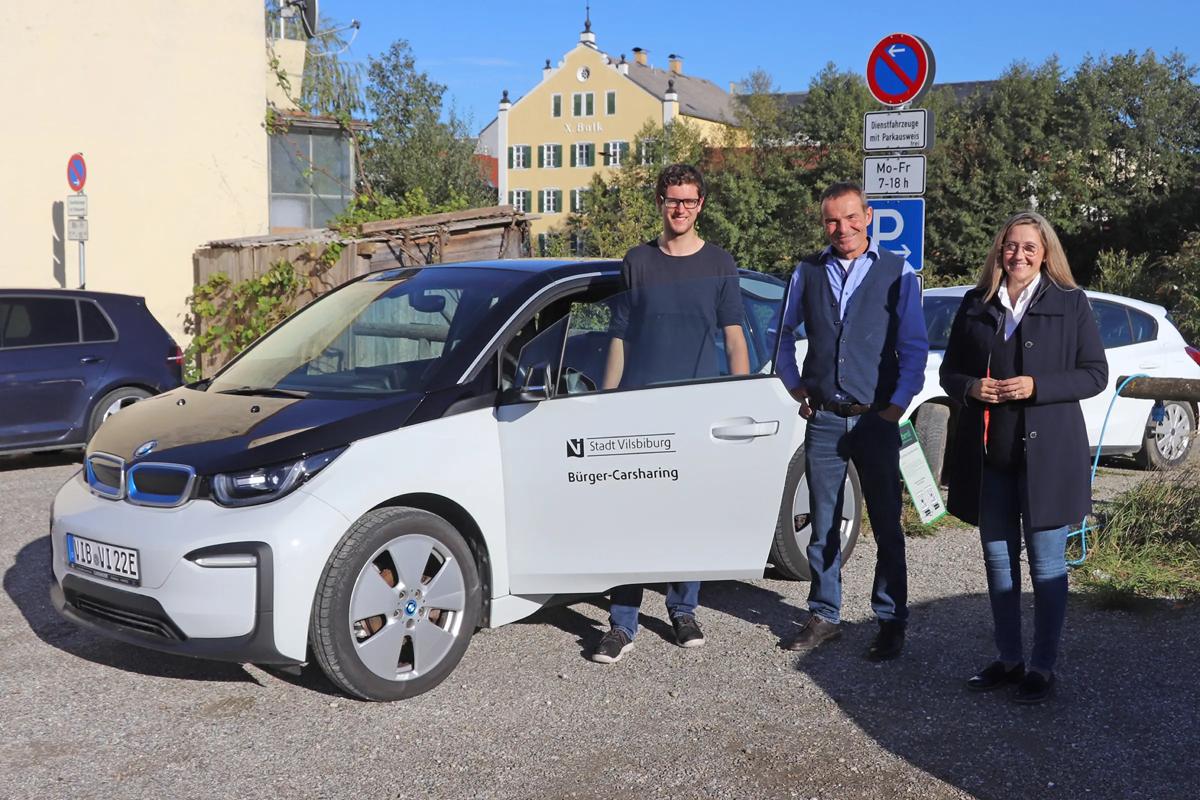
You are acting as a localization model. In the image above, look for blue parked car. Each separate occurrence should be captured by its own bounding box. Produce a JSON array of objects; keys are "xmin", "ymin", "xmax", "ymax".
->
[{"xmin": 0, "ymin": 289, "xmax": 183, "ymax": 455}]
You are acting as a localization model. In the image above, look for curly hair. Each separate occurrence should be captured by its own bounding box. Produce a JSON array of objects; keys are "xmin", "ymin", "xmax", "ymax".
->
[{"xmin": 655, "ymin": 163, "xmax": 706, "ymax": 201}]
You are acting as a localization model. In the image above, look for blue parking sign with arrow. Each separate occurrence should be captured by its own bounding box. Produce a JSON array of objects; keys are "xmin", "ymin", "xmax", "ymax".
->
[{"xmin": 869, "ymin": 198, "xmax": 924, "ymax": 270}]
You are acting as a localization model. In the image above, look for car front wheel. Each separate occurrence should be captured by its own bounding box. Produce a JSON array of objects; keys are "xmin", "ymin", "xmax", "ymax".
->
[
  {"xmin": 1136, "ymin": 401, "xmax": 1196, "ymax": 471},
  {"xmin": 87, "ymin": 386, "xmax": 152, "ymax": 441},
  {"xmin": 310, "ymin": 507, "xmax": 482, "ymax": 701},
  {"xmin": 770, "ymin": 448, "xmax": 864, "ymax": 581}
]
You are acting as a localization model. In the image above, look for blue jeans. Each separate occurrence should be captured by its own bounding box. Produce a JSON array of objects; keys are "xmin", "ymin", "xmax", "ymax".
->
[
  {"xmin": 805, "ymin": 409, "xmax": 907, "ymax": 625},
  {"xmin": 979, "ymin": 464, "xmax": 1069, "ymax": 673},
  {"xmin": 609, "ymin": 582, "xmax": 700, "ymax": 640}
]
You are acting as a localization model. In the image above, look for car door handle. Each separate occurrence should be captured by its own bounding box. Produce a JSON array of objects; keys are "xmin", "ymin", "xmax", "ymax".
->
[
  {"xmin": 80, "ymin": 356, "xmax": 104, "ymax": 365},
  {"xmin": 711, "ymin": 420, "xmax": 780, "ymax": 440},
  {"xmin": 1138, "ymin": 362, "xmax": 1161, "ymax": 369}
]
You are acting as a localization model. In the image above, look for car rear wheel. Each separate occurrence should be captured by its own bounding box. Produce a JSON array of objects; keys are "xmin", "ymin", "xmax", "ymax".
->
[
  {"xmin": 1136, "ymin": 401, "xmax": 1195, "ymax": 471},
  {"xmin": 310, "ymin": 507, "xmax": 481, "ymax": 701},
  {"xmin": 87, "ymin": 386, "xmax": 152, "ymax": 441},
  {"xmin": 770, "ymin": 448, "xmax": 864, "ymax": 581}
]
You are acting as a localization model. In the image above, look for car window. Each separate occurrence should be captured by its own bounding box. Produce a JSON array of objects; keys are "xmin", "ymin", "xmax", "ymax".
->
[
  {"xmin": 209, "ymin": 267, "xmax": 525, "ymax": 395},
  {"xmin": 737, "ymin": 275, "xmax": 785, "ymax": 372},
  {"xmin": 1129, "ymin": 308, "xmax": 1157, "ymax": 343},
  {"xmin": 0, "ymin": 297, "xmax": 80, "ymax": 348},
  {"xmin": 80, "ymin": 300, "xmax": 117, "ymax": 342},
  {"xmin": 922, "ymin": 295, "xmax": 963, "ymax": 351},
  {"xmin": 1092, "ymin": 300, "xmax": 1133, "ymax": 348}
]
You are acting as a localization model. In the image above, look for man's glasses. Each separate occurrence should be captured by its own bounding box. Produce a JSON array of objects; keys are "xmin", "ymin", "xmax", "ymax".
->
[
  {"xmin": 661, "ymin": 197, "xmax": 701, "ymax": 209},
  {"xmin": 1001, "ymin": 242, "xmax": 1042, "ymax": 257}
]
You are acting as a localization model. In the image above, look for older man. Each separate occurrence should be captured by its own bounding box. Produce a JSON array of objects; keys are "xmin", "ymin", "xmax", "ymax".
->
[{"xmin": 776, "ymin": 182, "xmax": 929, "ymax": 660}]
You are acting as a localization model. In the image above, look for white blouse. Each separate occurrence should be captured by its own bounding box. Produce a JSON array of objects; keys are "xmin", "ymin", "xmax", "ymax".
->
[{"xmin": 998, "ymin": 273, "xmax": 1042, "ymax": 341}]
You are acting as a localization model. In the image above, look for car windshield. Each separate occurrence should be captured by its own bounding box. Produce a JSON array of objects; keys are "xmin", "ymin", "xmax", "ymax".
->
[
  {"xmin": 923, "ymin": 295, "xmax": 964, "ymax": 351},
  {"xmin": 208, "ymin": 267, "xmax": 525, "ymax": 396}
]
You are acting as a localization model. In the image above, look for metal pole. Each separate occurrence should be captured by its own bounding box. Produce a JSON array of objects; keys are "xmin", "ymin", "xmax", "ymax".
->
[{"xmin": 79, "ymin": 240, "xmax": 86, "ymax": 289}]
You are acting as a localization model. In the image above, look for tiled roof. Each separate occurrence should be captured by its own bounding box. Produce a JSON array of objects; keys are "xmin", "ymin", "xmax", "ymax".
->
[{"xmin": 624, "ymin": 61, "xmax": 738, "ymax": 125}]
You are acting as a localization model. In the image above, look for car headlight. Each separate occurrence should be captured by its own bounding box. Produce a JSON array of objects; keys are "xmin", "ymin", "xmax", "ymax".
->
[{"xmin": 211, "ymin": 447, "xmax": 345, "ymax": 507}]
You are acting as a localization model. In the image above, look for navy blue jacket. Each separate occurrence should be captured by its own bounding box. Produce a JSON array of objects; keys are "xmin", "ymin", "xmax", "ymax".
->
[{"xmin": 939, "ymin": 280, "xmax": 1108, "ymax": 528}]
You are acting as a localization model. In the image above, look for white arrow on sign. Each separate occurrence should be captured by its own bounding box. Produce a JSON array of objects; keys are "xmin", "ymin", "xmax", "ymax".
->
[{"xmin": 888, "ymin": 45, "xmax": 906, "ymax": 57}]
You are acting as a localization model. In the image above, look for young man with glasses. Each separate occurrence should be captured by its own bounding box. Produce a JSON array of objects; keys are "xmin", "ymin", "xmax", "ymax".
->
[{"xmin": 590, "ymin": 163, "xmax": 749, "ymax": 664}]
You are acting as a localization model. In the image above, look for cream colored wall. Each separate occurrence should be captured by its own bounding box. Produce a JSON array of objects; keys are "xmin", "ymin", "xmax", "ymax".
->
[
  {"xmin": 506, "ymin": 45, "xmax": 662, "ymax": 237},
  {"xmin": 0, "ymin": 1, "xmax": 270, "ymax": 341},
  {"xmin": 267, "ymin": 39, "xmax": 307, "ymax": 111}
]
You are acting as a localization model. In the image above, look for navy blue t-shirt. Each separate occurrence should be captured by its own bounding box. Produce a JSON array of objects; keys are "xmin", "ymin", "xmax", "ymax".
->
[{"xmin": 608, "ymin": 240, "xmax": 743, "ymax": 388}]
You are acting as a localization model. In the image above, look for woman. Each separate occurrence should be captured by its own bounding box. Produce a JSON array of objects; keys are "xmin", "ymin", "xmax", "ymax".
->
[{"xmin": 940, "ymin": 211, "xmax": 1107, "ymax": 704}]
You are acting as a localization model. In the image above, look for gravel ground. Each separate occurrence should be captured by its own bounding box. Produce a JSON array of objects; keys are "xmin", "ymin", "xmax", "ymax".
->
[{"xmin": 1, "ymin": 450, "xmax": 1196, "ymax": 800}]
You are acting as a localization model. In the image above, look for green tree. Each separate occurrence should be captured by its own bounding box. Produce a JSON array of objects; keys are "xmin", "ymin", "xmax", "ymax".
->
[{"xmin": 361, "ymin": 40, "xmax": 492, "ymax": 210}]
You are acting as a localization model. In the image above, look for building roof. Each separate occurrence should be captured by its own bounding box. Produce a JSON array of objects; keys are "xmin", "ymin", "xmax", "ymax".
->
[{"xmin": 624, "ymin": 61, "xmax": 738, "ymax": 125}]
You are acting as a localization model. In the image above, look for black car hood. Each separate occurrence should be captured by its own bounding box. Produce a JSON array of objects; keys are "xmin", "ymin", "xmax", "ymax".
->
[{"xmin": 87, "ymin": 386, "xmax": 424, "ymax": 474}]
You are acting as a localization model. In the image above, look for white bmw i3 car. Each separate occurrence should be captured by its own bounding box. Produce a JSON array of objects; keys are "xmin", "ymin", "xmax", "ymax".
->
[{"xmin": 50, "ymin": 260, "xmax": 864, "ymax": 701}]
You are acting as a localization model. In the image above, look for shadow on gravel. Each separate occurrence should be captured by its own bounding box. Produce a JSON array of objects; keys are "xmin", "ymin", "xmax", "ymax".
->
[
  {"xmin": 0, "ymin": 451, "xmax": 82, "ymax": 473},
  {"xmin": 792, "ymin": 592, "xmax": 1200, "ymax": 800},
  {"xmin": 4, "ymin": 536, "xmax": 256, "ymax": 685},
  {"xmin": 700, "ymin": 579, "xmax": 809, "ymax": 638}
]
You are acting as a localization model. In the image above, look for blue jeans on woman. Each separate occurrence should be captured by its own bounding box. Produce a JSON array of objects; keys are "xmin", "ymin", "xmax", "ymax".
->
[
  {"xmin": 609, "ymin": 582, "xmax": 699, "ymax": 639},
  {"xmin": 979, "ymin": 464, "xmax": 1070, "ymax": 673}
]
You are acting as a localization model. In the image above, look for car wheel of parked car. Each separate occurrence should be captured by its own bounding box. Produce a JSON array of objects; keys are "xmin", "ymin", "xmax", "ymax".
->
[
  {"xmin": 1136, "ymin": 401, "xmax": 1196, "ymax": 471},
  {"xmin": 913, "ymin": 403, "xmax": 951, "ymax": 485},
  {"xmin": 770, "ymin": 448, "xmax": 863, "ymax": 581},
  {"xmin": 310, "ymin": 507, "xmax": 482, "ymax": 701},
  {"xmin": 87, "ymin": 386, "xmax": 152, "ymax": 441}
]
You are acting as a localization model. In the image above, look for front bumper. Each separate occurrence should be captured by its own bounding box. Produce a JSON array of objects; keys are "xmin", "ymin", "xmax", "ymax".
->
[{"xmin": 50, "ymin": 472, "xmax": 352, "ymax": 663}]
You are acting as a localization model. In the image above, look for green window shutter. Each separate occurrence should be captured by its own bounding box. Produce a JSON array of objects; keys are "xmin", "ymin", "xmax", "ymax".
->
[
  {"xmin": 586, "ymin": 93, "xmax": 594, "ymax": 116},
  {"xmin": 538, "ymin": 146, "xmax": 544, "ymax": 168},
  {"xmin": 602, "ymin": 144, "xmax": 610, "ymax": 167},
  {"xmin": 537, "ymin": 191, "xmax": 544, "ymax": 213},
  {"xmin": 555, "ymin": 190, "xmax": 563, "ymax": 211},
  {"xmin": 554, "ymin": 144, "xmax": 562, "ymax": 167},
  {"xmin": 586, "ymin": 143, "xmax": 595, "ymax": 167},
  {"xmin": 570, "ymin": 145, "xmax": 576, "ymax": 167},
  {"xmin": 620, "ymin": 141, "xmax": 630, "ymax": 163},
  {"xmin": 507, "ymin": 147, "xmax": 513, "ymax": 169},
  {"xmin": 538, "ymin": 233, "xmax": 546, "ymax": 255},
  {"xmin": 507, "ymin": 191, "xmax": 514, "ymax": 206},
  {"xmin": 573, "ymin": 94, "xmax": 581, "ymax": 116},
  {"xmin": 607, "ymin": 91, "xmax": 616, "ymax": 115},
  {"xmin": 552, "ymin": 95, "xmax": 561, "ymax": 117}
]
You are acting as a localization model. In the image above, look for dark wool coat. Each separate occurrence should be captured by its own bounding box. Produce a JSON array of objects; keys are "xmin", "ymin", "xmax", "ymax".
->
[{"xmin": 939, "ymin": 280, "xmax": 1109, "ymax": 528}]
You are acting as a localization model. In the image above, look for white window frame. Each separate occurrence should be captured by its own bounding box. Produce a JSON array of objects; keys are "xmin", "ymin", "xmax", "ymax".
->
[
  {"xmin": 542, "ymin": 188, "xmax": 561, "ymax": 214},
  {"xmin": 512, "ymin": 144, "xmax": 530, "ymax": 169},
  {"xmin": 571, "ymin": 187, "xmax": 587, "ymax": 213},
  {"xmin": 640, "ymin": 139, "xmax": 658, "ymax": 165},
  {"xmin": 606, "ymin": 140, "xmax": 625, "ymax": 167},
  {"xmin": 511, "ymin": 189, "xmax": 530, "ymax": 213},
  {"xmin": 572, "ymin": 92, "xmax": 594, "ymax": 117},
  {"xmin": 575, "ymin": 142, "xmax": 590, "ymax": 167},
  {"xmin": 541, "ymin": 143, "xmax": 560, "ymax": 169}
]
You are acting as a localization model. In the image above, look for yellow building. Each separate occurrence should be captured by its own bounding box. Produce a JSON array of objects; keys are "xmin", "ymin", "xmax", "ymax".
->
[{"xmin": 480, "ymin": 17, "xmax": 740, "ymax": 242}]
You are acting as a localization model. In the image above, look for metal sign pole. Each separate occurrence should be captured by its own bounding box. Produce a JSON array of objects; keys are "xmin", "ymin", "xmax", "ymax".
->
[{"xmin": 79, "ymin": 240, "xmax": 86, "ymax": 289}]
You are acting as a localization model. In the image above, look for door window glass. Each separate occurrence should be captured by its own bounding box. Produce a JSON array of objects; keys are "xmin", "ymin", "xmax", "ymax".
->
[
  {"xmin": 0, "ymin": 297, "xmax": 79, "ymax": 348},
  {"xmin": 1128, "ymin": 308, "xmax": 1158, "ymax": 343},
  {"xmin": 1092, "ymin": 300, "xmax": 1133, "ymax": 348}
]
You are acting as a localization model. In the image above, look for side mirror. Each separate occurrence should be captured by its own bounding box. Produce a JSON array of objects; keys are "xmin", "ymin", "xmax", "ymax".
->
[{"xmin": 518, "ymin": 362, "xmax": 554, "ymax": 402}]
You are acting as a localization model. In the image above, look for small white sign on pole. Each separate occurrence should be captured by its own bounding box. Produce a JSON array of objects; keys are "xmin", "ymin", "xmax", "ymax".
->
[
  {"xmin": 67, "ymin": 193, "xmax": 88, "ymax": 217},
  {"xmin": 67, "ymin": 218, "xmax": 89, "ymax": 242},
  {"xmin": 864, "ymin": 155, "xmax": 926, "ymax": 196},
  {"xmin": 863, "ymin": 109, "xmax": 930, "ymax": 151}
]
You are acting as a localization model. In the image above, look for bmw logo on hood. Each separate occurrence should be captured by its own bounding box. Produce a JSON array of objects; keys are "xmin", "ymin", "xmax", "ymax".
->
[{"xmin": 134, "ymin": 440, "xmax": 158, "ymax": 458}]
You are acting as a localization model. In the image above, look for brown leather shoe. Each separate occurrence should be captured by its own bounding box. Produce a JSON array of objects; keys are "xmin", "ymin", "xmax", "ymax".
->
[
  {"xmin": 779, "ymin": 615, "xmax": 841, "ymax": 651},
  {"xmin": 867, "ymin": 621, "xmax": 906, "ymax": 661}
]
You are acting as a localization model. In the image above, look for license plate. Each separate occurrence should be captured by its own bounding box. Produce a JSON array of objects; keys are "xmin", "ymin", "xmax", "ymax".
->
[{"xmin": 66, "ymin": 534, "xmax": 140, "ymax": 586}]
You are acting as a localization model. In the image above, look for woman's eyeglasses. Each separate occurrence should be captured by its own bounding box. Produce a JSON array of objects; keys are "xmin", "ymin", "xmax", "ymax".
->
[{"xmin": 1001, "ymin": 242, "xmax": 1042, "ymax": 257}]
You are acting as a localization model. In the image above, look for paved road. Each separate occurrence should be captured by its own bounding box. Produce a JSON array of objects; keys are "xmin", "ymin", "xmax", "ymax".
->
[{"xmin": 1, "ymin": 451, "xmax": 1196, "ymax": 799}]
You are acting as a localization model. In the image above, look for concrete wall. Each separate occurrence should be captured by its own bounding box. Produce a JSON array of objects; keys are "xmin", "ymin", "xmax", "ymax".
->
[{"xmin": 0, "ymin": 1, "xmax": 270, "ymax": 340}]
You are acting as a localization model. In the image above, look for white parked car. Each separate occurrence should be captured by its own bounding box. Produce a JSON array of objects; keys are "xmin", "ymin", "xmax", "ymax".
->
[
  {"xmin": 50, "ymin": 261, "xmax": 861, "ymax": 701},
  {"xmin": 901, "ymin": 286, "xmax": 1200, "ymax": 480}
]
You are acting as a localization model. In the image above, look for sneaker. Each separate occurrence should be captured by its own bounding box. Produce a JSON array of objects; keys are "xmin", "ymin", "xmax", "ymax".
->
[
  {"xmin": 590, "ymin": 628, "xmax": 633, "ymax": 664},
  {"xmin": 671, "ymin": 614, "xmax": 706, "ymax": 648},
  {"xmin": 779, "ymin": 615, "xmax": 841, "ymax": 651}
]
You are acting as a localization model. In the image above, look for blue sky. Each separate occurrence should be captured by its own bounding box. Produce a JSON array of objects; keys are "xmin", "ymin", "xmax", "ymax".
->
[{"xmin": 316, "ymin": 0, "xmax": 1200, "ymax": 131}]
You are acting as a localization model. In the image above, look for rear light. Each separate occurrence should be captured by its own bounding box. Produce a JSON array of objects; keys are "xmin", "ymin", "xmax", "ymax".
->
[
  {"xmin": 167, "ymin": 345, "xmax": 184, "ymax": 365},
  {"xmin": 1187, "ymin": 346, "xmax": 1200, "ymax": 368}
]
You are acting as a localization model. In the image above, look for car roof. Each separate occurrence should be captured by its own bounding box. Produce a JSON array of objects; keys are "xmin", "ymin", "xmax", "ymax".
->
[
  {"xmin": 0, "ymin": 287, "xmax": 145, "ymax": 303},
  {"xmin": 922, "ymin": 284, "xmax": 1168, "ymax": 317}
]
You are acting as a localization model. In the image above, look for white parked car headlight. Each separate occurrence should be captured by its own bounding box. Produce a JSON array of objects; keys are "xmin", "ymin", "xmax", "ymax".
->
[{"xmin": 211, "ymin": 447, "xmax": 345, "ymax": 507}]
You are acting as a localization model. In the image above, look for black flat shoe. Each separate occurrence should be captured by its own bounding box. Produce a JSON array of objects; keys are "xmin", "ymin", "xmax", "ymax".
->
[
  {"xmin": 966, "ymin": 661, "xmax": 1025, "ymax": 692},
  {"xmin": 867, "ymin": 621, "xmax": 905, "ymax": 661},
  {"xmin": 1014, "ymin": 671, "xmax": 1055, "ymax": 704}
]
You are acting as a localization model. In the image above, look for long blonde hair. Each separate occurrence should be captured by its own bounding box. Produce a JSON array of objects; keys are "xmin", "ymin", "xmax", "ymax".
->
[{"xmin": 975, "ymin": 211, "xmax": 1077, "ymax": 301}]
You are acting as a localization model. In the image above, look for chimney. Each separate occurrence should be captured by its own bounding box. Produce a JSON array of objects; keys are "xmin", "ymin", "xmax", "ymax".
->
[
  {"xmin": 662, "ymin": 78, "xmax": 679, "ymax": 126},
  {"xmin": 497, "ymin": 90, "xmax": 511, "ymax": 205},
  {"xmin": 632, "ymin": 47, "xmax": 648, "ymax": 66},
  {"xmin": 668, "ymin": 54, "xmax": 683, "ymax": 75},
  {"xmin": 729, "ymin": 82, "xmax": 737, "ymax": 95},
  {"xmin": 543, "ymin": 58, "xmax": 552, "ymax": 80},
  {"xmin": 618, "ymin": 54, "xmax": 629, "ymax": 75}
]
